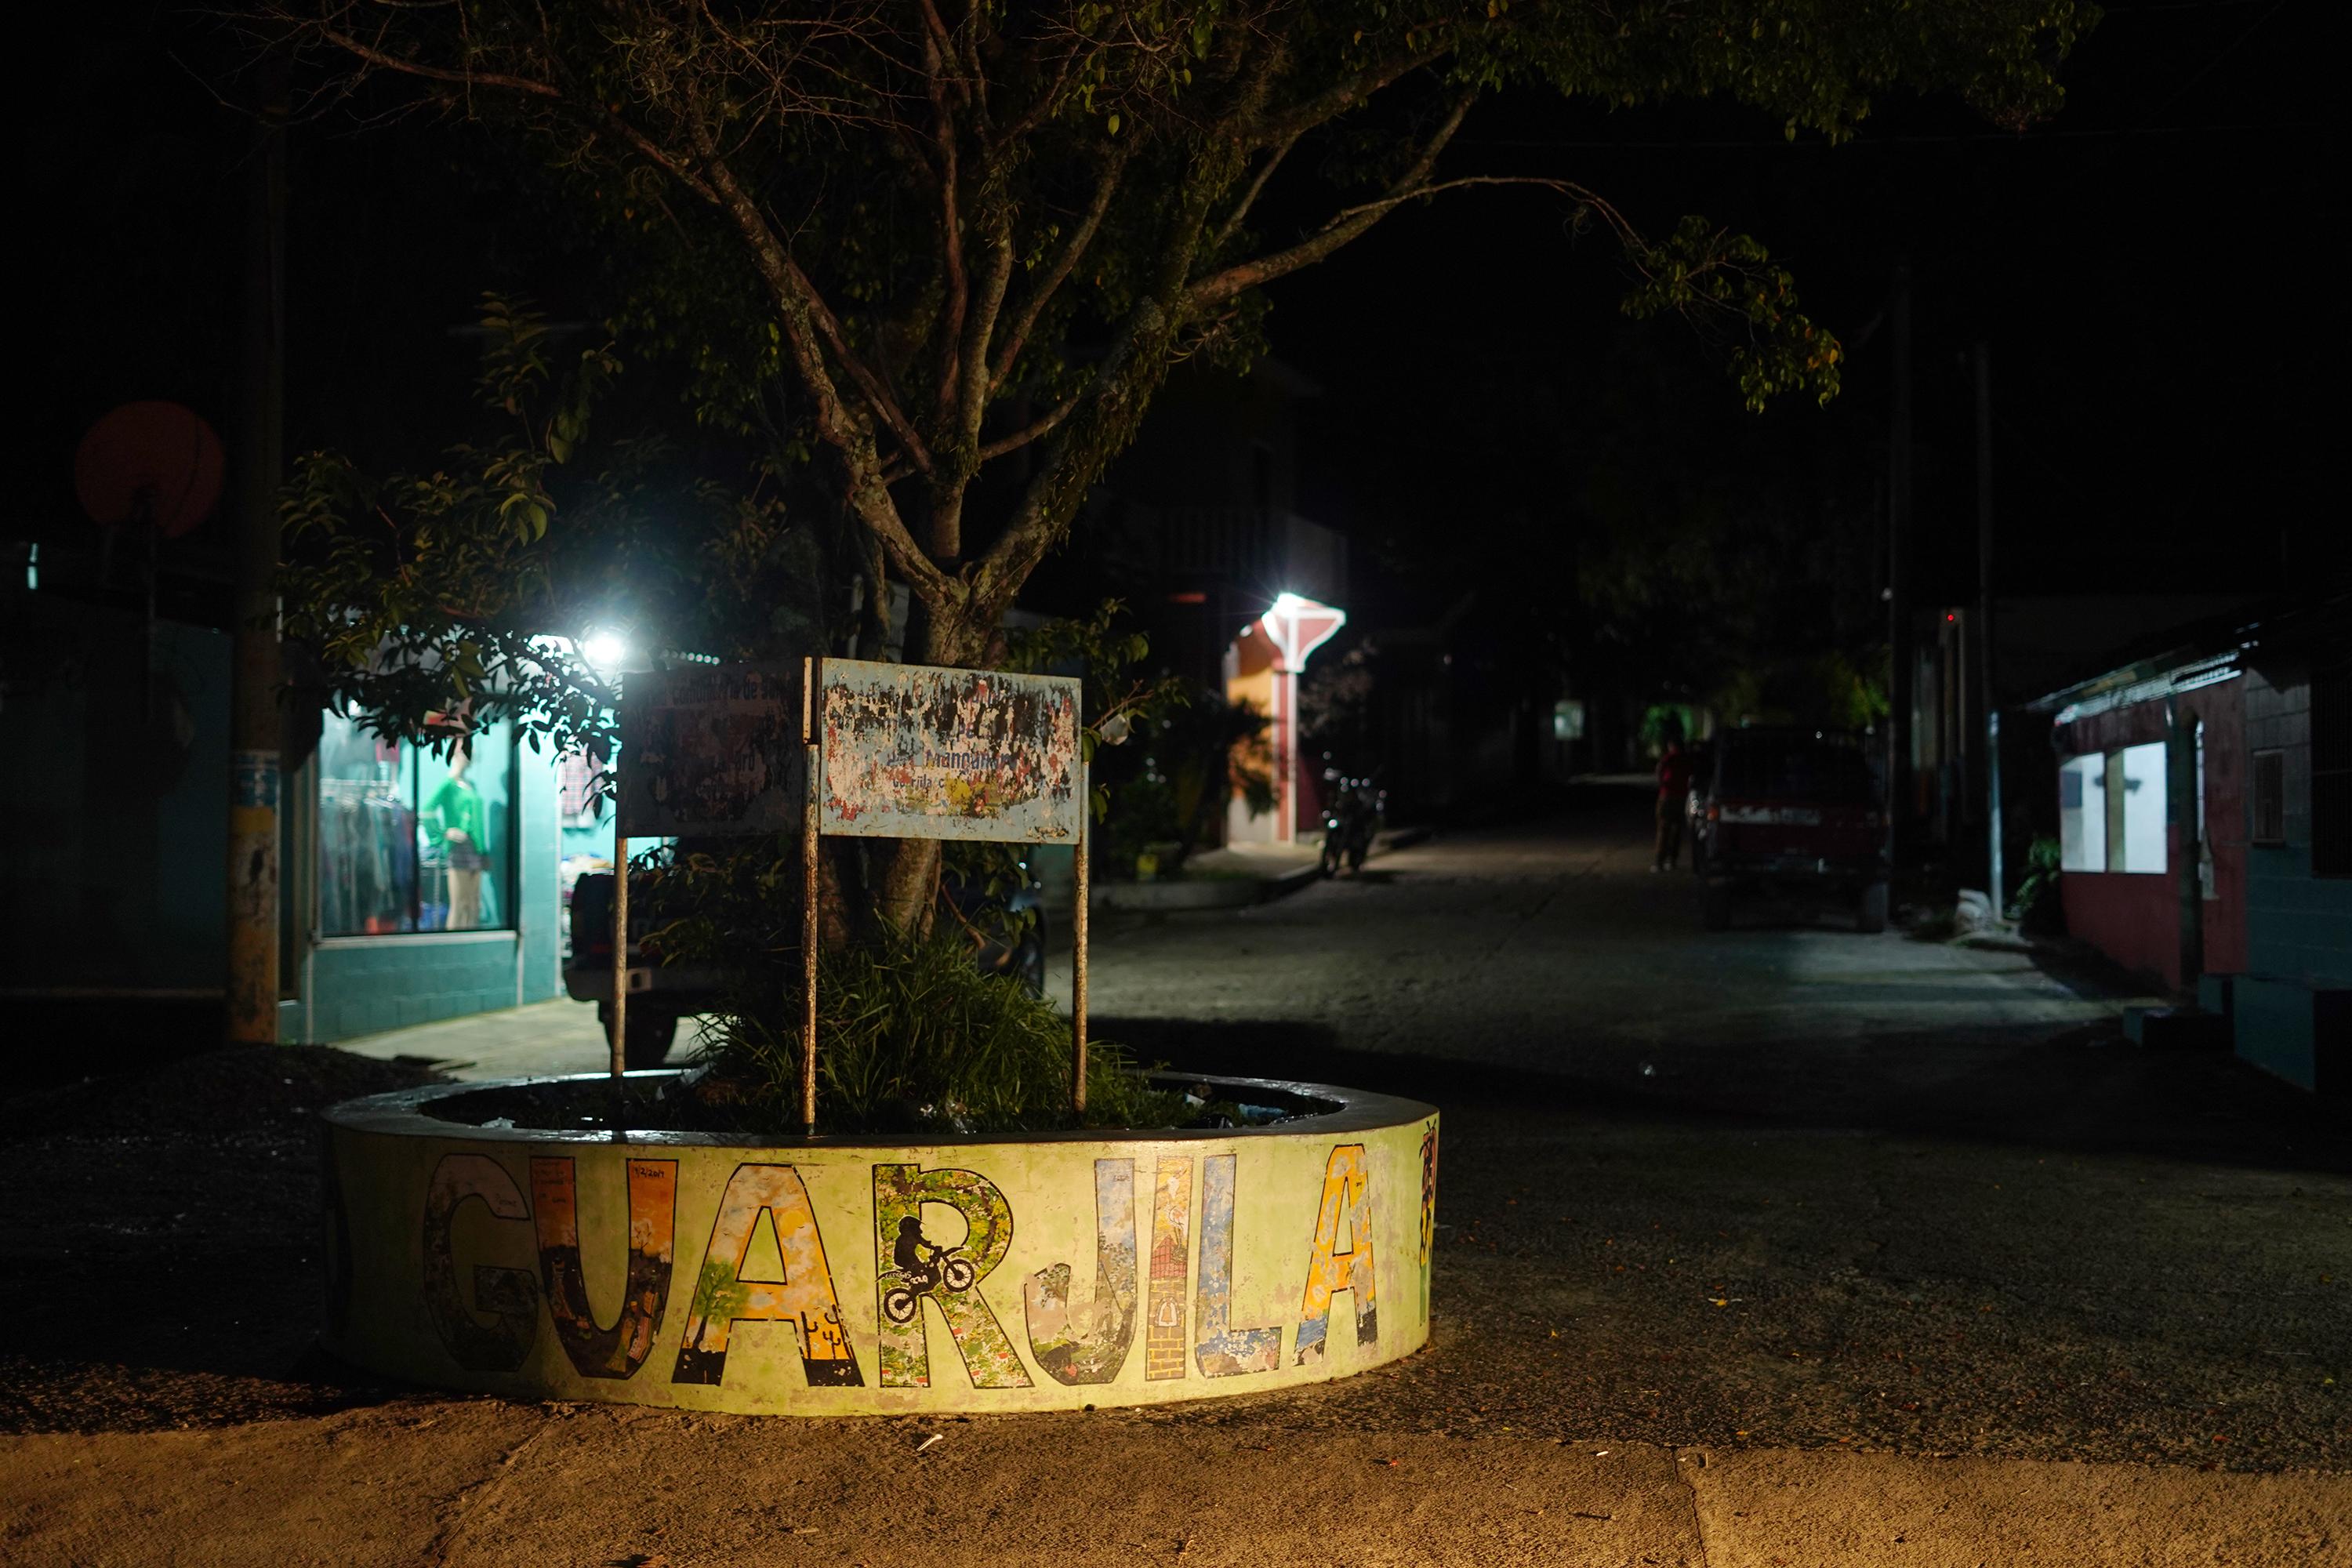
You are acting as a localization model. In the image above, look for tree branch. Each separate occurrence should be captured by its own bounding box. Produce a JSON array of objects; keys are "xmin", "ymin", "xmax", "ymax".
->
[
  {"xmin": 985, "ymin": 149, "xmax": 1126, "ymax": 395},
  {"xmin": 1246, "ymin": 44, "xmax": 1450, "ymax": 146},
  {"xmin": 1205, "ymin": 131, "xmax": 1297, "ymax": 260},
  {"xmin": 1186, "ymin": 91, "xmax": 1475, "ymax": 312},
  {"xmin": 976, "ymin": 395, "xmax": 1076, "ymax": 462}
]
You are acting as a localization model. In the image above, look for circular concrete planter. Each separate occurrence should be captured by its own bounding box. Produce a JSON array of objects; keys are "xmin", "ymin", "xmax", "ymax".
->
[{"xmin": 321, "ymin": 1073, "xmax": 1437, "ymax": 1415}]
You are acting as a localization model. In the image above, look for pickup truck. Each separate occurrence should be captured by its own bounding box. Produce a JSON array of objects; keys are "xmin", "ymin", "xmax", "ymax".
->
[
  {"xmin": 562, "ymin": 866, "xmax": 1050, "ymax": 1069},
  {"xmin": 1690, "ymin": 728, "xmax": 1890, "ymax": 933}
]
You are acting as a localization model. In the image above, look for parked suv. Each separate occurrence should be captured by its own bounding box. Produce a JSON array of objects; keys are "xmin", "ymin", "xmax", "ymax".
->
[
  {"xmin": 1690, "ymin": 728, "xmax": 1889, "ymax": 933},
  {"xmin": 564, "ymin": 864, "xmax": 1049, "ymax": 1069}
]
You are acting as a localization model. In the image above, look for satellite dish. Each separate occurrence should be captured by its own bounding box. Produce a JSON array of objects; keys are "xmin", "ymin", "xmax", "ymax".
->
[{"xmin": 74, "ymin": 401, "xmax": 226, "ymax": 539}]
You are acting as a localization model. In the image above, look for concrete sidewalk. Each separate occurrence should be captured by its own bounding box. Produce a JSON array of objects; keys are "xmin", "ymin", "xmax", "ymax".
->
[
  {"xmin": 3, "ymin": 1403, "xmax": 2339, "ymax": 1566},
  {"xmin": 338, "ymin": 826, "xmax": 1436, "ymax": 1080}
]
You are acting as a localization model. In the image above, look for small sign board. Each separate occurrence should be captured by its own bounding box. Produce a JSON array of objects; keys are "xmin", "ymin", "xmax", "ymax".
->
[
  {"xmin": 818, "ymin": 659, "xmax": 1082, "ymax": 842},
  {"xmin": 615, "ymin": 664, "xmax": 807, "ymax": 838}
]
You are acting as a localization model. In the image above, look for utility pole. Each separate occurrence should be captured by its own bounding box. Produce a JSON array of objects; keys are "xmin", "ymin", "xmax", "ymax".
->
[
  {"xmin": 1886, "ymin": 265, "xmax": 1913, "ymax": 868},
  {"xmin": 226, "ymin": 74, "xmax": 288, "ymax": 1047},
  {"xmin": 1975, "ymin": 342, "xmax": 2002, "ymax": 918}
]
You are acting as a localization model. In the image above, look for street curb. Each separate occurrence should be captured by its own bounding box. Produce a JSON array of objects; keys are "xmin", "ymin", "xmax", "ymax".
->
[
  {"xmin": 1096, "ymin": 825, "xmax": 1438, "ymax": 913},
  {"xmin": 1257, "ymin": 824, "xmax": 1435, "ymax": 904}
]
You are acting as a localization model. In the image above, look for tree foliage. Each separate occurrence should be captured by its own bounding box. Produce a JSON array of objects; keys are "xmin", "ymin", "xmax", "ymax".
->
[{"xmin": 257, "ymin": 0, "xmax": 2090, "ymax": 925}]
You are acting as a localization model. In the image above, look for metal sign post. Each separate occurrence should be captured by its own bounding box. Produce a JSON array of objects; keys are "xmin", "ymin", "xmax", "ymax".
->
[
  {"xmin": 1072, "ymin": 756, "xmax": 1089, "ymax": 1116},
  {"xmin": 801, "ymin": 658, "xmax": 821, "ymax": 1137},
  {"xmin": 608, "ymin": 833, "xmax": 629, "ymax": 1083}
]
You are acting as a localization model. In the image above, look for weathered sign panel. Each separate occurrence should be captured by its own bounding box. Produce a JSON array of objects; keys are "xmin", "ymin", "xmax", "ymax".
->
[
  {"xmin": 818, "ymin": 659, "xmax": 1082, "ymax": 842},
  {"xmin": 320, "ymin": 1080, "xmax": 1437, "ymax": 1415},
  {"xmin": 615, "ymin": 664, "xmax": 807, "ymax": 838}
]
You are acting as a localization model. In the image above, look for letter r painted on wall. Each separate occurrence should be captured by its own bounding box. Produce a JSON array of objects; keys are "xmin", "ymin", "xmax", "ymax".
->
[
  {"xmin": 1295, "ymin": 1144, "xmax": 1377, "ymax": 1367},
  {"xmin": 873, "ymin": 1163, "xmax": 1033, "ymax": 1389}
]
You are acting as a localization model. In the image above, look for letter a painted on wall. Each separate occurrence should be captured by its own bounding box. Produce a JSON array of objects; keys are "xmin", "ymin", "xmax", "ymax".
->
[
  {"xmin": 672, "ymin": 1164, "xmax": 862, "ymax": 1388},
  {"xmin": 1022, "ymin": 1159, "xmax": 1138, "ymax": 1385},
  {"xmin": 873, "ymin": 1164, "xmax": 1033, "ymax": 1388},
  {"xmin": 531, "ymin": 1157, "xmax": 678, "ymax": 1381},
  {"xmin": 1295, "ymin": 1144, "xmax": 1378, "ymax": 1367},
  {"xmin": 422, "ymin": 1154, "xmax": 539, "ymax": 1372},
  {"xmin": 1195, "ymin": 1153, "xmax": 1283, "ymax": 1377}
]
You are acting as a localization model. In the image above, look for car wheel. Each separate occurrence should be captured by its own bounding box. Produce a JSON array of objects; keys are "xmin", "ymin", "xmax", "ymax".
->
[
  {"xmin": 1703, "ymin": 882, "xmax": 1733, "ymax": 932},
  {"xmin": 624, "ymin": 1007, "xmax": 679, "ymax": 1069},
  {"xmin": 1856, "ymin": 881, "xmax": 1889, "ymax": 935}
]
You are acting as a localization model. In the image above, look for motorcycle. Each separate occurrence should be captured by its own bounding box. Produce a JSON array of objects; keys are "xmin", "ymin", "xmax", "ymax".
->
[
  {"xmin": 1318, "ymin": 770, "xmax": 1384, "ymax": 877},
  {"xmin": 881, "ymin": 1240, "xmax": 978, "ymax": 1325}
]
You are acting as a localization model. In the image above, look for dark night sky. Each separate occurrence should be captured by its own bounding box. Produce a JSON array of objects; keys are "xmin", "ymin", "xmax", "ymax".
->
[
  {"xmin": 25, "ymin": 1, "xmax": 2340, "ymax": 619},
  {"xmin": 1270, "ymin": 0, "xmax": 2339, "ymax": 608}
]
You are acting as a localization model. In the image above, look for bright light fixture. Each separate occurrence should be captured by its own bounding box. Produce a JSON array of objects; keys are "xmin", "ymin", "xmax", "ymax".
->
[{"xmin": 581, "ymin": 629, "xmax": 631, "ymax": 677}]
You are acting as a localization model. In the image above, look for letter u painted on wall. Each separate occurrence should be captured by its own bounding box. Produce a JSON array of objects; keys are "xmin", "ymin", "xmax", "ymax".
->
[{"xmin": 531, "ymin": 1156, "xmax": 677, "ymax": 1380}]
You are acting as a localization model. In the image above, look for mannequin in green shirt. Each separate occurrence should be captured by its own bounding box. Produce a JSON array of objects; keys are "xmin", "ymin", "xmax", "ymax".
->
[{"xmin": 427, "ymin": 747, "xmax": 489, "ymax": 929}]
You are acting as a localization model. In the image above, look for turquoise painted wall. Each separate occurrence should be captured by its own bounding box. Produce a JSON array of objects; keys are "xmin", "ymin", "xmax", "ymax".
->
[
  {"xmin": 2235, "ymin": 662, "xmax": 2350, "ymax": 1091},
  {"xmin": 0, "ymin": 603, "xmax": 231, "ymax": 993}
]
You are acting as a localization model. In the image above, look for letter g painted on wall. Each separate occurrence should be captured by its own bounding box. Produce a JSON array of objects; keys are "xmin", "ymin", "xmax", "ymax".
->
[{"xmin": 421, "ymin": 1153, "xmax": 539, "ymax": 1372}]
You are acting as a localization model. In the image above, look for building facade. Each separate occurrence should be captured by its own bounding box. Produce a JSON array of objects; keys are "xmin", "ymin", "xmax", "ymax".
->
[{"xmin": 2027, "ymin": 599, "xmax": 2347, "ymax": 1092}]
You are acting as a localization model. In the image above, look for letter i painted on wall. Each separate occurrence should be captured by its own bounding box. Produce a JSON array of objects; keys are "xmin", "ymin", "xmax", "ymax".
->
[
  {"xmin": 1194, "ymin": 1152, "xmax": 1283, "ymax": 1377},
  {"xmin": 1295, "ymin": 1143, "xmax": 1377, "ymax": 1367},
  {"xmin": 531, "ymin": 1157, "xmax": 677, "ymax": 1381},
  {"xmin": 672, "ymin": 1164, "xmax": 862, "ymax": 1388},
  {"xmin": 1145, "ymin": 1157, "xmax": 1192, "ymax": 1380}
]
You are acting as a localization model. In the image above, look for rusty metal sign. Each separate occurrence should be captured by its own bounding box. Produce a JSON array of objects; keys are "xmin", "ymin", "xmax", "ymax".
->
[
  {"xmin": 615, "ymin": 664, "xmax": 808, "ymax": 838},
  {"xmin": 818, "ymin": 659, "xmax": 1082, "ymax": 842}
]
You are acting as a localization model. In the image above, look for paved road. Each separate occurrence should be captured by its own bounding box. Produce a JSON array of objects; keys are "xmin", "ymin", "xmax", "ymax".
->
[{"xmin": 1072, "ymin": 800, "xmax": 2138, "ymax": 1128}]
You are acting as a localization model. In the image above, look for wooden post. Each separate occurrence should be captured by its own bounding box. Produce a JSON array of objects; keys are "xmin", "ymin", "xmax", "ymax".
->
[
  {"xmin": 801, "ymin": 657, "xmax": 821, "ymax": 1137},
  {"xmin": 1072, "ymin": 755, "xmax": 1090, "ymax": 1118},
  {"xmin": 608, "ymin": 833, "xmax": 629, "ymax": 1080}
]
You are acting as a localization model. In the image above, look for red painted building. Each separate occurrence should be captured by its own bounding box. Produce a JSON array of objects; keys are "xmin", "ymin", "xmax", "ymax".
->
[{"xmin": 2042, "ymin": 655, "xmax": 2247, "ymax": 992}]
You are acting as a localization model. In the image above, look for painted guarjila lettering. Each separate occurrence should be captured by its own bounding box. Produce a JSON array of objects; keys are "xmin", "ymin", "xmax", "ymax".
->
[
  {"xmin": 873, "ymin": 1163, "xmax": 1033, "ymax": 1388},
  {"xmin": 421, "ymin": 1153, "xmax": 539, "ymax": 1372},
  {"xmin": 1196, "ymin": 1152, "xmax": 1284, "ymax": 1376},
  {"xmin": 531, "ymin": 1157, "xmax": 678, "ymax": 1381},
  {"xmin": 1022, "ymin": 1159, "xmax": 1138, "ymax": 1386},
  {"xmin": 672, "ymin": 1164, "xmax": 861, "ymax": 1388},
  {"xmin": 1295, "ymin": 1144, "xmax": 1378, "ymax": 1366}
]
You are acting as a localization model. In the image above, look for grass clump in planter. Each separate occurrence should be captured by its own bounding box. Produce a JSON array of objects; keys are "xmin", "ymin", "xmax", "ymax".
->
[{"xmin": 688, "ymin": 928, "xmax": 1188, "ymax": 1135}]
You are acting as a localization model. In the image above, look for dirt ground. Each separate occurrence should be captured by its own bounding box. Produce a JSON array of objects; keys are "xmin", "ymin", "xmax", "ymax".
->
[{"xmin": 3, "ymin": 802, "xmax": 2347, "ymax": 1564}]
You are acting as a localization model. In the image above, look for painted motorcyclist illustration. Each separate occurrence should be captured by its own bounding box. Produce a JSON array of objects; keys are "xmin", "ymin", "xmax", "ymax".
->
[{"xmin": 882, "ymin": 1214, "xmax": 977, "ymax": 1325}]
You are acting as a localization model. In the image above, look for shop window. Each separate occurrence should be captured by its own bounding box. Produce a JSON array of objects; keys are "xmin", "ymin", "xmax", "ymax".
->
[
  {"xmin": 318, "ymin": 711, "xmax": 514, "ymax": 935},
  {"xmin": 2115, "ymin": 742, "xmax": 2168, "ymax": 875},
  {"xmin": 2314, "ymin": 665, "xmax": 2349, "ymax": 877},
  {"xmin": 2059, "ymin": 753, "xmax": 2105, "ymax": 873},
  {"xmin": 2059, "ymin": 745, "xmax": 2166, "ymax": 874},
  {"xmin": 2250, "ymin": 750, "xmax": 2285, "ymax": 846}
]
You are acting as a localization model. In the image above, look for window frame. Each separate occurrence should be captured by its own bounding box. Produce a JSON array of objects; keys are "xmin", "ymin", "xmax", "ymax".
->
[{"xmin": 2249, "ymin": 748, "xmax": 2286, "ymax": 847}]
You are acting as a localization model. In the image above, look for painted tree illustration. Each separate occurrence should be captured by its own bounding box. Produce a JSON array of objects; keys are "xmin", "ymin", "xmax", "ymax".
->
[{"xmin": 259, "ymin": 0, "xmax": 2090, "ymax": 931}]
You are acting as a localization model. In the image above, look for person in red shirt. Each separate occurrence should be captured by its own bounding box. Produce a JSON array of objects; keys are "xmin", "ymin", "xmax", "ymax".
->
[{"xmin": 1654, "ymin": 739, "xmax": 1694, "ymax": 872}]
